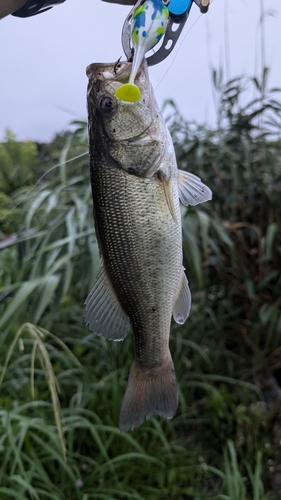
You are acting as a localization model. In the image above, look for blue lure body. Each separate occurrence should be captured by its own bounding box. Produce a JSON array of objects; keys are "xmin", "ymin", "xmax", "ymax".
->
[
  {"xmin": 116, "ymin": 0, "xmax": 169, "ymax": 102},
  {"xmin": 131, "ymin": 0, "xmax": 169, "ymax": 50}
]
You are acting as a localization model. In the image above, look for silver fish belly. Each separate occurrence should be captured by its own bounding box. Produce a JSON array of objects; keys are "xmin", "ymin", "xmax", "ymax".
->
[{"xmin": 85, "ymin": 60, "xmax": 212, "ymax": 431}]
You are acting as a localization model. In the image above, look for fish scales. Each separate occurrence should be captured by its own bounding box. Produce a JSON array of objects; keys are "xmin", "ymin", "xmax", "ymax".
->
[
  {"xmin": 89, "ymin": 151, "xmax": 181, "ymax": 366},
  {"xmin": 85, "ymin": 60, "xmax": 211, "ymax": 431}
]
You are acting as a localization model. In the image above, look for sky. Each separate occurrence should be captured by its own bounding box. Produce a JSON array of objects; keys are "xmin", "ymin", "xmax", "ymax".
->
[{"xmin": 0, "ymin": 0, "xmax": 281, "ymax": 142}]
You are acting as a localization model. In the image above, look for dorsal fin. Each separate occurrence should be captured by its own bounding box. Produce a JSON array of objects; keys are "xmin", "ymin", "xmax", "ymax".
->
[{"xmin": 84, "ymin": 263, "xmax": 130, "ymax": 341}]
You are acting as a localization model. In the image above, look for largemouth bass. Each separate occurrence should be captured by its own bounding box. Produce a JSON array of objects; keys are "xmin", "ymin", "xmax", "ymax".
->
[{"xmin": 85, "ymin": 60, "xmax": 211, "ymax": 431}]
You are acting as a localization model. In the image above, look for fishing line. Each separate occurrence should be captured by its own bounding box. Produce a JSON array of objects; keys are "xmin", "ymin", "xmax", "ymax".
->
[
  {"xmin": 1, "ymin": 1, "xmax": 214, "ymax": 223},
  {"xmin": 155, "ymin": 0, "xmax": 216, "ymax": 90},
  {"xmin": 0, "ymin": 151, "xmax": 88, "ymax": 223}
]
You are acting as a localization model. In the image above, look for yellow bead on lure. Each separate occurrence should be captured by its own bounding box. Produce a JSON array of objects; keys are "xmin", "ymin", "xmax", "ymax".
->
[{"xmin": 116, "ymin": 0, "xmax": 169, "ymax": 102}]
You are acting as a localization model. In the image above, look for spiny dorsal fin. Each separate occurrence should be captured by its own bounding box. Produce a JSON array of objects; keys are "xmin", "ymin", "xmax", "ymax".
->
[
  {"xmin": 178, "ymin": 170, "xmax": 212, "ymax": 206},
  {"xmin": 84, "ymin": 263, "xmax": 130, "ymax": 341}
]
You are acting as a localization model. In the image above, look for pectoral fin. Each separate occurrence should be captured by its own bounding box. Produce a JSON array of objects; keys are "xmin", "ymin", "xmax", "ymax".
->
[
  {"xmin": 173, "ymin": 268, "xmax": 191, "ymax": 324},
  {"xmin": 178, "ymin": 170, "xmax": 212, "ymax": 206},
  {"xmin": 84, "ymin": 263, "xmax": 130, "ymax": 341}
]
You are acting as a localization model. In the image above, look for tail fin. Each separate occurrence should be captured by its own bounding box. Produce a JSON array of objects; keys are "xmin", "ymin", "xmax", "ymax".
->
[{"xmin": 119, "ymin": 353, "xmax": 178, "ymax": 432}]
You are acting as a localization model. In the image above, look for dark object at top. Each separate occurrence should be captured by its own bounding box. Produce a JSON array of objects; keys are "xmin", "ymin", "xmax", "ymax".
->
[{"xmin": 12, "ymin": 0, "xmax": 66, "ymax": 17}]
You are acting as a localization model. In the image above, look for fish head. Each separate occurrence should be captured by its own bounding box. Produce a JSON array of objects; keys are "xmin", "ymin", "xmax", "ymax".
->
[{"xmin": 87, "ymin": 60, "xmax": 166, "ymax": 177}]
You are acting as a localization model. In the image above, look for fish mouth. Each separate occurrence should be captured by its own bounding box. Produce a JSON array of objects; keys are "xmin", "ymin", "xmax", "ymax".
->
[
  {"xmin": 128, "ymin": 120, "xmax": 161, "ymax": 145},
  {"xmin": 86, "ymin": 60, "xmax": 149, "ymax": 96},
  {"xmin": 87, "ymin": 59, "xmax": 162, "ymax": 145},
  {"xmin": 127, "ymin": 129, "xmax": 152, "ymax": 145}
]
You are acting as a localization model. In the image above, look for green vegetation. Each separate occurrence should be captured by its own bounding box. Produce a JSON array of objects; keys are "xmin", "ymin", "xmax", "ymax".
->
[
  {"xmin": 0, "ymin": 130, "xmax": 39, "ymax": 233},
  {"xmin": 0, "ymin": 71, "xmax": 280, "ymax": 499}
]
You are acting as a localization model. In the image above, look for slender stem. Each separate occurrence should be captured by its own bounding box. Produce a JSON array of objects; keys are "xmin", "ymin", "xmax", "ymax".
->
[
  {"xmin": 259, "ymin": 0, "xmax": 266, "ymax": 93},
  {"xmin": 224, "ymin": 0, "xmax": 230, "ymax": 82}
]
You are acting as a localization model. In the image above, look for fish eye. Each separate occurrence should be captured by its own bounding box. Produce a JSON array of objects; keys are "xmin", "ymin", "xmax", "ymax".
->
[{"xmin": 100, "ymin": 96, "xmax": 116, "ymax": 112}]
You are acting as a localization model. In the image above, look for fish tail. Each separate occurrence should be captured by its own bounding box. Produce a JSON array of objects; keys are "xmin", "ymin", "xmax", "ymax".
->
[{"xmin": 119, "ymin": 352, "xmax": 178, "ymax": 432}]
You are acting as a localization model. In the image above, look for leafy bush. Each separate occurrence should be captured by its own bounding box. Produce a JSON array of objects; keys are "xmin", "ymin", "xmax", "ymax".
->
[
  {"xmin": 167, "ymin": 69, "xmax": 281, "ymax": 371},
  {"xmin": 0, "ymin": 129, "xmax": 40, "ymax": 234}
]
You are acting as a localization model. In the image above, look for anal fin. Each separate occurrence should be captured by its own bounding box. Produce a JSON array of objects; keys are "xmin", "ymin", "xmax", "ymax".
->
[
  {"xmin": 173, "ymin": 267, "xmax": 191, "ymax": 324},
  {"xmin": 84, "ymin": 263, "xmax": 130, "ymax": 341}
]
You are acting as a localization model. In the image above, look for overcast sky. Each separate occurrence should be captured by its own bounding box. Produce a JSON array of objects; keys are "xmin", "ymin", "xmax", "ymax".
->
[{"xmin": 1, "ymin": 0, "xmax": 280, "ymax": 142}]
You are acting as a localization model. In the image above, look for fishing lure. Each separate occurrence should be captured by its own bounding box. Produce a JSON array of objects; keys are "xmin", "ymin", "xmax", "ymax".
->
[
  {"xmin": 121, "ymin": 0, "xmax": 210, "ymax": 69},
  {"xmin": 116, "ymin": 0, "xmax": 169, "ymax": 102}
]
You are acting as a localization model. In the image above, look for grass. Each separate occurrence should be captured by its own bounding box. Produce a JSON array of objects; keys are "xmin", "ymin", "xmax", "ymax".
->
[{"xmin": 0, "ymin": 69, "xmax": 281, "ymax": 498}]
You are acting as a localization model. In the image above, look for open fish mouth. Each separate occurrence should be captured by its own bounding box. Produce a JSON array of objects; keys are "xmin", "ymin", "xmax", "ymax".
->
[
  {"xmin": 87, "ymin": 59, "xmax": 160, "ymax": 145},
  {"xmin": 86, "ymin": 60, "xmax": 149, "ymax": 96}
]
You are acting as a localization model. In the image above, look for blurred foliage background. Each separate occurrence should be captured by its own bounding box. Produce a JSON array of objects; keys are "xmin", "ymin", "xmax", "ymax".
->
[{"xmin": 0, "ymin": 68, "xmax": 281, "ymax": 499}]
